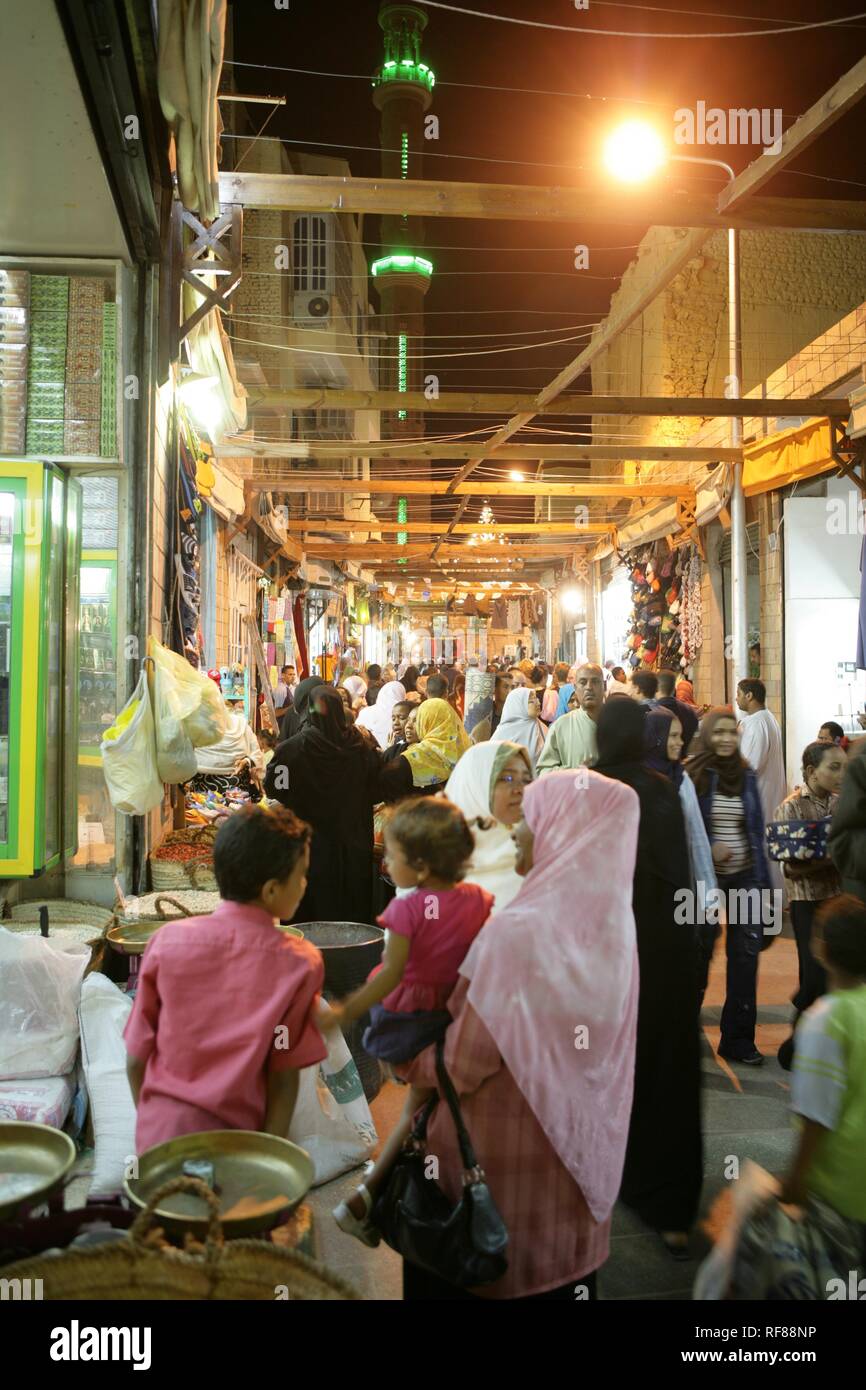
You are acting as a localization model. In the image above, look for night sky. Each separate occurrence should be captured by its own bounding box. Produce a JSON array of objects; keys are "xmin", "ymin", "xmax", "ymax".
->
[{"xmin": 225, "ymin": 0, "xmax": 866, "ymax": 440}]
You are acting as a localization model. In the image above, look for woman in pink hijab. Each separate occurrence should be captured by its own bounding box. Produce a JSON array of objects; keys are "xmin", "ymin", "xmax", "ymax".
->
[{"xmin": 403, "ymin": 769, "xmax": 641, "ymax": 1300}]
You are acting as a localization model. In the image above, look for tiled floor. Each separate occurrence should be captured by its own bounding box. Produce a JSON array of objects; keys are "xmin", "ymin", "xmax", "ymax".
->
[{"xmin": 308, "ymin": 932, "xmax": 800, "ymax": 1301}]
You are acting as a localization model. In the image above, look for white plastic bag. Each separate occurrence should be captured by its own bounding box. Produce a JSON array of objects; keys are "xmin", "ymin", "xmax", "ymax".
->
[
  {"xmin": 78, "ymin": 974, "xmax": 137, "ymax": 1198},
  {"xmin": 150, "ymin": 640, "xmax": 227, "ymax": 749},
  {"xmin": 153, "ymin": 658, "xmax": 197, "ymax": 783},
  {"xmin": 288, "ymin": 1014, "xmax": 377, "ymax": 1186},
  {"xmin": 0, "ymin": 928, "xmax": 89, "ymax": 1079},
  {"xmin": 100, "ymin": 670, "xmax": 165, "ymax": 815}
]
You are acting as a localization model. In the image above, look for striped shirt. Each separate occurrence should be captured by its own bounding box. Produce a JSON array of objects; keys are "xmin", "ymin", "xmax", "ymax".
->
[{"xmin": 712, "ymin": 792, "xmax": 751, "ymax": 875}]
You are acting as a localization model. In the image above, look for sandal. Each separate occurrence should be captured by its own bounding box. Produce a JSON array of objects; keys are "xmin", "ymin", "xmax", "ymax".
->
[{"xmin": 333, "ymin": 1184, "xmax": 381, "ymax": 1248}]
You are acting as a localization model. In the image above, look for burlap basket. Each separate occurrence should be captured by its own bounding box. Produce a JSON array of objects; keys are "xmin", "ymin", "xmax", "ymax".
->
[{"xmin": 0, "ymin": 1177, "xmax": 359, "ymax": 1300}]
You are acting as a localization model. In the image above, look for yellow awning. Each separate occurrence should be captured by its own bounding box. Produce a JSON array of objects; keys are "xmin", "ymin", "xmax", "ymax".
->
[{"xmin": 743, "ymin": 417, "xmax": 833, "ymax": 497}]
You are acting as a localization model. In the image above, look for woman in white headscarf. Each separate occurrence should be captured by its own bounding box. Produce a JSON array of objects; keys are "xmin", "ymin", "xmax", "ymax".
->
[
  {"xmin": 355, "ymin": 680, "xmax": 406, "ymax": 749},
  {"xmin": 492, "ymin": 687, "xmax": 547, "ymax": 772},
  {"xmin": 444, "ymin": 741, "xmax": 533, "ymax": 910}
]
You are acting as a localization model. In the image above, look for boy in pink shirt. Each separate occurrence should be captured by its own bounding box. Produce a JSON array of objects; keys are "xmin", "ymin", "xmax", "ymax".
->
[{"xmin": 125, "ymin": 805, "xmax": 327, "ymax": 1152}]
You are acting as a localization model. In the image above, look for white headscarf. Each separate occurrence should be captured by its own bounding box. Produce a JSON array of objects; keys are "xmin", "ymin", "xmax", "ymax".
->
[
  {"xmin": 341, "ymin": 675, "xmax": 366, "ymax": 702},
  {"xmin": 444, "ymin": 741, "xmax": 531, "ymax": 911},
  {"xmin": 492, "ymin": 687, "xmax": 546, "ymax": 771},
  {"xmin": 355, "ymin": 680, "xmax": 406, "ymax": 749}
]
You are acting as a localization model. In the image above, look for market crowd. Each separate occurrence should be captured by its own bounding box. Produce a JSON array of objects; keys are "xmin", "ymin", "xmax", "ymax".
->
[{"xmin": 125, "ymin": 652, "xmax": 866, "ymax": 1302}]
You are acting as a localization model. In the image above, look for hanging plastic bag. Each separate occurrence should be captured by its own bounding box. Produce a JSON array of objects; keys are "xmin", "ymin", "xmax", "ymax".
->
[
  {"xmin": 101, "ymin": 670, "xmax": 164, "ymax": 815},
  {"xmin": 150, "ymin": 639, "xmax": 227, "ymax": 748},
  {"xmin": 153, "ymin": 658, "xmax": 197, "ymax": 783},
  {"xmin": 288, "ymin": 1006, "xmax": 377, "ymax": 1186}
]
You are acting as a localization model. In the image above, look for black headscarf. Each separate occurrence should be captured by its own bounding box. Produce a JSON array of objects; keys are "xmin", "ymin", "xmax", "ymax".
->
[
  {"xmin": 307, "ymin": 684, "xmax": 365, "ymax": 750},
  {"xmin": 595, "ymin": 697, "xmax": 689, "ymax": 889},
  {"xmin": 657, "ymin": 695, "xmax": 699, "ymax": 757},
  {"xmin": 401, "ymin": 665, "xmax": 420, "ymax": 694},
  {"xmin": 278, "ymin": 675, "xmax": 326, "ymax": 740},
  {"xmin": 644, "ymin": 707, "xmax": 682, "ymax": 788}
]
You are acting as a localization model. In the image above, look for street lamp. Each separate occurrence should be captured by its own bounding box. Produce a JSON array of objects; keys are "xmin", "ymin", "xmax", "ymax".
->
[{"xmin": 603, "ymin": 121, "xmax": 748, "ymax": 691}]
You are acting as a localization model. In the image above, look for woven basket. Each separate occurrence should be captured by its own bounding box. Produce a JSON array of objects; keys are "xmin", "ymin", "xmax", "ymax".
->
[
  {"xmin": 4, "ymin": 900, "xmax": 113, "ymax": 932},
  {"xmin": 149, "ymin": 825, "xmax": 219, "ymax": 892},
  {"xmin": 0, "ymin": 1177, "xmax": 359, "ymax": 1300},
  {"xmin": 116, "ymin": 890, "xmax": 221, "ymax": 925}
]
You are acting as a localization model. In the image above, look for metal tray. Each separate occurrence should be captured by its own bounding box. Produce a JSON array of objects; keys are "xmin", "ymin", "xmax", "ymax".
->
[
  {"xmin": 0, "ymin": 1123, "xmax": 77, "ymax": 1221},
  {"xmin": 124, "ymin": 1130, "xmax": 315, "ymax": 1239}
]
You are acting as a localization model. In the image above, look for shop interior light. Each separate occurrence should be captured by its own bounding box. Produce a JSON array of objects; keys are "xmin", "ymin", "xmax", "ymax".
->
[
  {"xmin": 509, "ymin": 470, "xmax": 525, "ymax": 482},
  {"xmin": 603, "ymin": 120, "xmax": 667, "ymax": 184},
  {"xmin": 560, "ymin": 587, "xmax": 583, "ymax": 615},
  {"xmin": 177, "ymin": 370, "xmax": 223, "ymax": 438}
]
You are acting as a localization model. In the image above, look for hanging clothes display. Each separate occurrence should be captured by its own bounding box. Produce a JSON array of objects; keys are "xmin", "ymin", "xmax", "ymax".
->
[
  {"xmin": 292, "ymin": 595, "xmax": 310, "ymax": 679},
  {"xmin": 622, "ymin": 541, "xmax": 701, "ymax": 673},
  {"xmin": 172, "ymin": 424, "xmax": 204, "ymax": 666}
]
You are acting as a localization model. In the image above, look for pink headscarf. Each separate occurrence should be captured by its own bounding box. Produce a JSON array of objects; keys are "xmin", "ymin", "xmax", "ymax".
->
[{"xmin": 459, "ymin": 769, "xmax": 640, "ymax": 1223}]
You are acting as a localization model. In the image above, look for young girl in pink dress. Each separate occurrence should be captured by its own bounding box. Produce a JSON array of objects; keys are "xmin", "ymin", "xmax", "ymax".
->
[{"xmin": 324, "ymin": 796, "xmax": 493, "ymax": 1246}]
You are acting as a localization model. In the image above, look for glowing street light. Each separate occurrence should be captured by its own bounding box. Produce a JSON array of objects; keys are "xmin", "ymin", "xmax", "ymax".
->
[{"xmin": 602, "ymin": 120, "xmax": 666, "ymax": 184}]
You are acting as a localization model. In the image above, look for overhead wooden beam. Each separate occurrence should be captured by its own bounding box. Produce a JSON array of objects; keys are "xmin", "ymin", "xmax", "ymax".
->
[
  {"xmin": 291, "ymin": 520, "xmax": 611, "ymax": 536},
  {"xmin": 242, "ymin": 476, "xmax": 695, "ymax": 499},
  {"xmin": 233, "ymin": 442, "xmax": 738, "ymax": 463},
  {"xmin": 254, "ymin": 387, "xmax": 851, "ymax": 420},
  {"xmin": 219, "ymin": 171, "xmax": 866, "ymax": 233},
  {"xmin": 304, "ymin": 542, "xmax": 581, "ymax": 558},
  {"xmin": 718, "ymin": 53, "xmax": 866, "ymax": 213}
]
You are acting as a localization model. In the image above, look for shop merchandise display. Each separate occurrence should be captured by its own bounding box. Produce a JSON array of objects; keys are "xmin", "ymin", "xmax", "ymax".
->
[{"xmin": 620, "ymin": 541, "xmax": 703, "ymax": 672}]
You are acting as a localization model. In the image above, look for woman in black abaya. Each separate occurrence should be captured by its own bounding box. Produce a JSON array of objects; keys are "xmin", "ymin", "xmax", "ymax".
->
[
  {"xmin": 594, "ymin": 697, "xmax": 703, "ymax": 1256},
  {"xmin": 265, "ymin": 685, "xmax": 381, "ymax": 924}
]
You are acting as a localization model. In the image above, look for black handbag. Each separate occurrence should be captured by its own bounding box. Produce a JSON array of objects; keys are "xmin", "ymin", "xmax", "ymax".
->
[{"xmin": 371, "ymin": 1040, "xmax": 509, "ymax": 1288}]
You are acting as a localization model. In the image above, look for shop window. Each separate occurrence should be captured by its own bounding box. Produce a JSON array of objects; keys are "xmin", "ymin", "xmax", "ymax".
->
[
  {"xmin": 292, "ymin": 215, "xmax": 328, "ymax": 292},
  {"xmin": 226, "ymin": 539, "xmax": 262, "ymax": 670}
]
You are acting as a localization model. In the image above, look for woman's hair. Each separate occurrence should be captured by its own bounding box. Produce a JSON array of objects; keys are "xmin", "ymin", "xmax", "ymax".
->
[
  {"xmin": 802, "ymin": 740, "xmax": 836, "ymax": 777},
  {"xmin": 630, "ymin": 670, "xmax": 658, "ymax": 699},
  {"xmin": 819, "ymin": 721, "xmax": 845, "ymax": 742},
  {"xmin": 815, "ymin": 894, "xmax": 866, "ymax": 977},
  {"xmin": 385, "ymin": 797, "xmax": 475, "ymax": 882},
  {"xmin": 214, "ymin": 805, "xmax": 310, "ymax": 901},
  {"xmin": 553, "ymin": 662, "xmax": 570, "ymax": 685},
  {"xmin": 401, "ymin": 665, "xmax": 420, "ymax": 692},
  {"xmin": 257, "ymin": 729, "xmax": 278, "ymax": 750}
]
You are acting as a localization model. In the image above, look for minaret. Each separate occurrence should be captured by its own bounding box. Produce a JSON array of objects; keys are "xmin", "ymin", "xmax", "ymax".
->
[{"xmin": 372, "ymin": 3, "xmax": 434, "ymax": 539}]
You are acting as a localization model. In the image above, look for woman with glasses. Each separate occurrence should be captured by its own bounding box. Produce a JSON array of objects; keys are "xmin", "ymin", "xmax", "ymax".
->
[{"xmin": 445, "ymin": 741, "xmax": 534, "ymax": 910}]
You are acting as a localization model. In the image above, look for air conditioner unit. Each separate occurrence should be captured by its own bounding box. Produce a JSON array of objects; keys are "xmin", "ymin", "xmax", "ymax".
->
[{"xmin": 294, "ymin": 292, "xmax": 332, "ymax": 325}]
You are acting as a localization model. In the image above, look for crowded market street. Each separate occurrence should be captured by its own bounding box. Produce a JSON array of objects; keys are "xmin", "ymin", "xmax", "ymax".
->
[{"xmin": 1, "ymin": 0, "xmax": 866, "ymax": 1356}]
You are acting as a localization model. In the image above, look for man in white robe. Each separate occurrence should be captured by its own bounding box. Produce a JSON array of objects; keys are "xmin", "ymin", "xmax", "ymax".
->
[
  {"xmin": 537, "ymin": 663, "xmax": 604, "ymax": 771},
  {"xmin": 737, "ymin": 678, "xmax": 788, "ymax": 894}
]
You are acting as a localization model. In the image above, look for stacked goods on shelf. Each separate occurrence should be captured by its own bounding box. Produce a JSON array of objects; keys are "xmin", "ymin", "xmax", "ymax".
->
[
  {"xmin": 0, "ymin": 270, "xmax": 30, "ymax": 454},
  {"xmin": 64, "ymin": 278, "xmax": 106, "ymax": 456},
  {"xmin": 100, "ymin": 302, "xmax": 117, "ymax": 457},
  {"xmin": 25, "ymin": 275, "xmax": 69, "ymax": 455}
]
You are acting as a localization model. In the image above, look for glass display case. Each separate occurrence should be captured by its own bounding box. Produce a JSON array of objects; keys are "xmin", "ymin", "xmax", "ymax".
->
[{"xmin": 0, "ymin": 460, "xmax": 81, "ymax": 877}]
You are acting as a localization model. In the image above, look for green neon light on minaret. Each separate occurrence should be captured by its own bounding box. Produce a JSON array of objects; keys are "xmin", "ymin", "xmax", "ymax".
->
[
  {"xmin": 401, "ymin": 131, "xmax": 409, "ymax": 179},
  {"xmin": 397, "ymin": 333, "xmax": 407, "ymax": 420},
  {"xmin": 397, "ymin": 495, "xmax": 408, "ymax": 547}
]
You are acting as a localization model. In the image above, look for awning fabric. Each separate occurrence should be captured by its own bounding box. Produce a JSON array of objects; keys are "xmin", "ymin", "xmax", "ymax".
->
[
  {"xmin": 594, "ymin": 464, "xmax": 729, "ymax": 557},
  {"xmin": 158, "ymin": 0, "xmax": 225, "ymax": 222},
  {"xmin": 742, "ymin": 417, "xmax": 832, "ymax": 497}
]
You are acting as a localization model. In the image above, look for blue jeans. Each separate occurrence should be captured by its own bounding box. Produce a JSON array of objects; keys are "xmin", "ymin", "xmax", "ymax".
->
[{"xmin": 718, "ymin": 870, "xmax": 764, "ymax": 1057}]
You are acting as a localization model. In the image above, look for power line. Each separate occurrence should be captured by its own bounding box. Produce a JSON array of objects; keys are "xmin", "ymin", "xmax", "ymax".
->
[{"xmin": 420, "ymin": 1, "xmax": 866, "ymax": 40}]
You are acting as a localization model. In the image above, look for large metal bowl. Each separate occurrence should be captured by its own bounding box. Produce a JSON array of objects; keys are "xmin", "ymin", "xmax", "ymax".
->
[
  {"xmin": 124, "ymin": 1130, "xmax": 315, "ymax": 1240},
  {"xmin": 0, "ymin": 1123, "xmax": 77, "ymax": 1221}
]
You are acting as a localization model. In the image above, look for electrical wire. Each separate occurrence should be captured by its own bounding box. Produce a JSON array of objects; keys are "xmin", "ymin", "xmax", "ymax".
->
[{"xmin": 420, "ymin": 1, "xmax": 866, "ymax": 40}]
